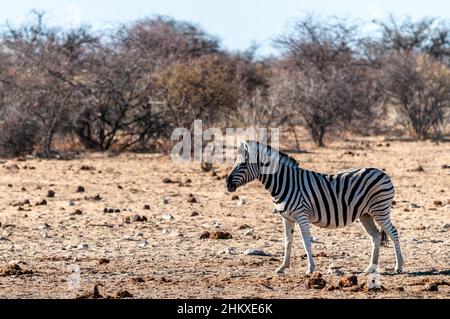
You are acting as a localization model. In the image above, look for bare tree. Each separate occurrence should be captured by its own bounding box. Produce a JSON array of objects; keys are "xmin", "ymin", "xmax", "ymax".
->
[
  {"xmin": 277, "ymin": 16, "xmax": 383, "ymax": 146},
  {"xmin": 383, "ymin": 52, "xmax": 450, "ymax": 139}
]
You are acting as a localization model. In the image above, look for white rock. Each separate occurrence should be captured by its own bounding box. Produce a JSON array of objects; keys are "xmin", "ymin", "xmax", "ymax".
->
[
  {"xmin": 243, "ymin": 229, "xmax": 254, "ymax": 236},
  {"xmin": 219, "ymin": 247, "xmax": 236, "ymax": 255},
  {"xmin": 138, "ymin": 241, "xmax": 148, "ymax": 248},
  {"xmin": 214, "ymin": 221, "xmax": 221, "ymax": 229},
  {"xmin": 244, "ymin": 248, "xmax": 271, "ymax": 256},
  {"xmin": 78, "ymin": 243, "xmax": 89, "ymax": 250},
  {"xmin": 122, "ymin": 235, "xmax": 133, "ymax": 241},
  {"xmin": 162, "ymin": 213, "xmax": 174, "ymax": 220},
  {"xmin": 237, "ymin": 199, "xmax": 246, "ymax": 206},
  {"xmin": 311, "ymin": 237, "xmax": 321, "ymax": 243}
]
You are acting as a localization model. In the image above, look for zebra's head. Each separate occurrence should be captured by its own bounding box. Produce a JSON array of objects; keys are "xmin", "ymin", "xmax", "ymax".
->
[{"xmin": 226, "ymin": 141, "xmax": 261, "ymax": 192}]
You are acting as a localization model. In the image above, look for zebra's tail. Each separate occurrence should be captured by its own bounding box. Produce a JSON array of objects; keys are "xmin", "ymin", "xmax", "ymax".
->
[{"xmin": 380, "ymin": 231, "xmax": 389, "ymax": 247}]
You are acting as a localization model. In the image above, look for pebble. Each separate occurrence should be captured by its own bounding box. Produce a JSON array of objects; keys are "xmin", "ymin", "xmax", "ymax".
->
[
  {"xmin": 243, "ymin": 229, "xmax": 254, "ymax": 236},
  {"xmin": 162, "ymin": 213, "xmax": 174, "ymax": 220},
  {"xmin": 244, "ymin": 248, "xmax": 271, "ymax": 256},
  {"xmin": 237, "ymin": 199, "xmax": 246, "ymax": 206},
  {"xmin": 219, "ymin": 247, "xmax": 237, "ymax": 255},
  {"xmin": 78, "ymin": 243, "xmax": 89, "ymax": 250}
]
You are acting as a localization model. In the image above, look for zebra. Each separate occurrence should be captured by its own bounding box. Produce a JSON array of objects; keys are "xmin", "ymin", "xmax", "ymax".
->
[{"xmin": 226, "ymin": 140, "xmax": 404, "ymax": 275}]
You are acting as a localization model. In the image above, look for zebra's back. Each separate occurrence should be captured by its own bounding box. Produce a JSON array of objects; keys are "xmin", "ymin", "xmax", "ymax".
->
[{"xmin": 300, "ymin": 167, "xmax": 394, "ymax": 228}]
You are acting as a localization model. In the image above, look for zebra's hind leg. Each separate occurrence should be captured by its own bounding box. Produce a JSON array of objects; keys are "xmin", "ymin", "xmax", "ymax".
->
[
  {"xmin": 275, "ymin": 218, "xmax": 295, "ymax": 274},
  {"xmin": 372, "ymin": 213, "xmax": 404, "ymax": 273},
  {"xmin": 296, "ymin": 216, "xmax": 315, "ymax": 275},
  {"xmin": 359, "ymin": 214, "xmax": 381, "ymax": 273}
]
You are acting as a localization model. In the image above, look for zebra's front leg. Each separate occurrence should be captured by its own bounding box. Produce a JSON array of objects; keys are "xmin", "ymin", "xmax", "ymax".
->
[
  {"xmin": 275, "ymin": 218, "xmax": 295, "ymax": 274},
  {"xmin": 296, "ymin": 216, "xmax": 315, "ymax": 275}
]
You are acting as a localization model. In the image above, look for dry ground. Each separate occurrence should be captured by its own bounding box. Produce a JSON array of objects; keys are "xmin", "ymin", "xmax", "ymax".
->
[{"xmin": 0, "ymin": 136, "xmax": 449, "ymax": 299}]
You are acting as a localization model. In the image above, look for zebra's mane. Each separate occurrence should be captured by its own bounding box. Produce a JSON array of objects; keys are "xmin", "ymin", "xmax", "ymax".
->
[{"xmin": 249, "ymin": 141, "xmax": 300, "ymax": 169}]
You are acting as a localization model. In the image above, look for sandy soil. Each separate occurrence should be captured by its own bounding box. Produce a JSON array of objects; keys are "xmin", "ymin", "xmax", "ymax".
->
[{"xmin": 0, "ymin": 136, "xmax": 449, "ymax": 299}]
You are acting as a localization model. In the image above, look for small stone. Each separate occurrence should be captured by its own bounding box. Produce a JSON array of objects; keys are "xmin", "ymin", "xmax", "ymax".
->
[
  {"xmin": 143, "ymin": 205, "xmax": 151, "ymax": 210},
  {"xmin": 76, "ymin": 186, "xmax": 85, "ymax": 193},
  {"xmin": 423, "ymin": 283, "xmax": 439, "ymax": 292},
  {"xmin": 47, "ymin": 190, "xmax": 55, "ymax": 198},
  {"xmin": 237, "ymin": 199, "xmax": 246, "ymax": 206},
  {"xmin": 433, "ymin": 200, "xmax": 443, "ymax": 207},
  {"xmin": 219, "ymin": 247, "xmax": 237, "ymax": 255},
  {"xmin": 190, "ymin": 211, "xmax": 199, "ymax": 217},
  {"xmin": 71, "ymin": 209, "xmax": 83, "ymax": 216},
  {"xmin": 244, "ymin": 248, "xmax": 270, "ymax": 256},
  {"xmin": 200, "ymin": 231, "xmax": 210, "ymax": 239},
  {"xmin": 162, "ymin": 178, "xmax": 173, "ymax": 184},
  {"xmin": 231, "ymin": 195, "xmax": 239, "ymax": 200},
  {"xmin": 243, "ymin": 229, "xmax": 254, "ymax": 236},
  {"xmin": 162, "ymin": 198, "xmax": 169, "ymax": 205},
  {"xmin": 36, "ymin": 199, "xmax": 47, "ymax": 206},
  {"xmin": 99, "ymin": 258, "xmax": 110, "ymax": 265},
  {"xmin": 68, "ymin": 200, "xmax": 75, "ymax": 206},
  {"xmin": 162, "ymin": 213, "xmax": 174, "ymax": 221},
  {"xmin": 122, "ymin": 235, "xmax": 133, "ymax": 241},
  {"xmin": 187, "ymin": 195, "xmax": 197, "ymax": 203},
  {"xmin": 138, "ymin": 241, "xmax": 148, "ymax": 248},
  {"xmin": 210, "ymin": 231, "xmax": 232, "ymax": 240},
  {"xmin": 444, "ymin": 224, "xmax": 450, "ymax": 229},
  {"xmin": 238, "ymin": 224, "xmax": 251, "ymax": 230},
  {"xmin": 78, "ymin": 243, "xmax": 89, "ymax": 250}
]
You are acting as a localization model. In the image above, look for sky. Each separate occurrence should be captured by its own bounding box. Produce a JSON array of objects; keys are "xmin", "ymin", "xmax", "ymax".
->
[{"xmin": 0, "ymin": 1, "xmax": 449, "ymax": 56}]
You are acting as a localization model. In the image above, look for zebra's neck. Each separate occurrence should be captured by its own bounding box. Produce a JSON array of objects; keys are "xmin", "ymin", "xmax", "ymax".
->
[{"xmin": 258, "ymin": 159, "xmax": 302, "ymax": 201}]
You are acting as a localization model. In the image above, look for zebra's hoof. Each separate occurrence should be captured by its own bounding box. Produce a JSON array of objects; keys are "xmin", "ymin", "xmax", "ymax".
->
[
  {"xmin": 275, "ymin": 267, "xmax": 285, "ymax": 274},
  {"xmin": 306, "ymin": 266, "xmax": 315, "ymax": 275},
  {"xmin": 395, "ymin": 267, "xmax": 403, "ymax": 274},
  {"xmin": 364, "ymin": 265, "xmax": 378, "ymax": 273}
]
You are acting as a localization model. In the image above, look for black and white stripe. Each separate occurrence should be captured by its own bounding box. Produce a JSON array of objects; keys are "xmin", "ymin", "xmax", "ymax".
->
[{"xmin": 226, "ymin": 141, "xmax": 404, "ymax": 274}]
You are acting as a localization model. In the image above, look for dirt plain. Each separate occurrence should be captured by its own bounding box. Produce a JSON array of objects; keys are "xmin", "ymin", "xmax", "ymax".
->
[{"xmin": 0, "ymin": 136, "xmax": 449, "ymax": 299}]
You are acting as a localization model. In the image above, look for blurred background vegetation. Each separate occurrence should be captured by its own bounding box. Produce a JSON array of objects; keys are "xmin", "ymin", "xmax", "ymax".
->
[{"xmin": 0, "ymin": 11, "xmax": 448, "ymax": 157}]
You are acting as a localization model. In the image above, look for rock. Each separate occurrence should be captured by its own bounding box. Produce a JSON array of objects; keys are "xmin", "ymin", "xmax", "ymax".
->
[
  {"xmin": 243, "ymin": 229, "xmax": 254, "ymax": 236},
  {"xmin": 238, "ymin": 224, "xmax": 251, "ymax": 230},
  {"xmin": 244, "ymin": 248, "xmax": 270, "ymax": 256},
  {"xmin": 442, "ymin": 164, "xmax": 450, "ymax": 169},
  {"xmin": 162, "ymin": 178, "xmax": 173, "ymax": 184},
  {"xmin": 71, "ymin": 209, "xmax": 83, "ymax": 216},
  {"xmin": 210, "ymin": 231, "xmax": 232, "ymax": 240},
  {"xmin": 131, "ymin": 277, "xmax": 145, "ymax": 283},
  {"xmin": 411, "ymin": 203, "xmax": 421, "ymax": 209},
  {"xmin": 423, "ymin": 283, "xmax": 439, "ymax": 292},
  {"xmin": 237, "ymin": 198, "xmax": 246, "ymax": 206},
  {"xmin": 76, "ymin": 186, "xmax": 85, "ymax": 193},
  {"xmin": 36, "ymin": 199, "xmax": 47, "ymax": 206},
  {"xmin": 187, "ymin": 194, "xmax": 197, "ymax": 203},
  {"xmin": 0, "ymin": 263, "xmax": 33, "ymax": 276},
  {"xmin": 76, "ymin": 285, "xmax": 103, "ymax": 299},
  {"xmin": 130, "ymin": 214, "xmax": 147, "ymax": 223},
  {"xmin": 122, "ymin": 235, "xmax": 133, "ymax": 241},
  {"xmin": 338, "ymin": 275, "xmax": 358, "ymax": 287},
  {"xmin": 219, "ymin": 247, "xmax": 237, "ymax": 255},
  {"xmin": 214, "ymin": 221, "xmax": 221, "ymax": 229},
  {"xmin": 190, "ymin": 211, "xmax": 199, "ymax": 217},
  {"xmin": 444, "ymin": 224, "xmax": 450, "ymax": 229},
  {"xmin": 433, "ymin": 200, "xmax": 443, "ymax": 207},
  {"xmin": 68, "ymin": 200, "xmax": 75, "ymax": 206},
  {"xmin": 162, "ymin": 213, "xmax": 174, "ymax": 221},
  {"xmin": 47, "ymin": 190, "xmax": 55, "ymax": 198},
  {"xmin": 98, "ymin": 258, "xmax": 110, "ymax": 265},
  {"xmin": 80, "ymin": 165, "xmax": 95, "ymax": 171},
  {"xmin": 231, "ymin": 195, "xmax": 239, "ymax": 200},
  {"xmin": 78, "ymin": 243, "xmax": 89, "ymax": 250},
  {"xmin": 162, "ymin": 198, "xmax": 169, "ymax": 205},
  {"xmin": 304, "ymin": 272, "xmax": 327, "ymax": 289},
  {"xmin": 143, "ymin": 205, "xmax": 151, "ymax": 210},
  {"xmin": 138, "ymin": 241, "xmax": 148, "ymax": 248},
  {"xmin": 200, "ymin": 231, "xmax": 211, "ymax": 239}
]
